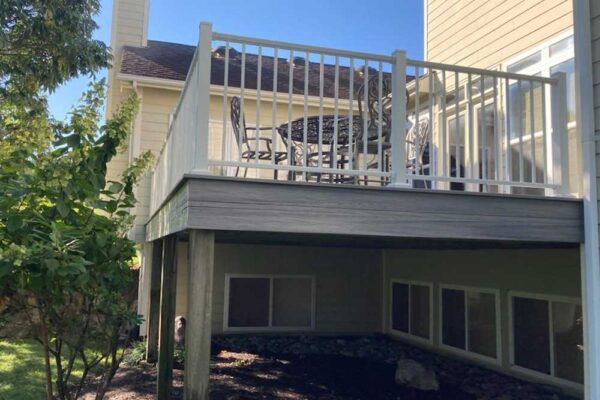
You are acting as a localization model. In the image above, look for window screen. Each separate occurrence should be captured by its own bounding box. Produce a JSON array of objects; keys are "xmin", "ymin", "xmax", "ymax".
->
[
  {"xmin": 512, "ymin": 296, "xmax": 551, "ymax": 374},
  {"xmin": 442, "ymin": 288, "xmax": 466, "ymax": 349}
]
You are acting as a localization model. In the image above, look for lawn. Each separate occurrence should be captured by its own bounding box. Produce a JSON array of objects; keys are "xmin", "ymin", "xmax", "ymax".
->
[
  {"xmin": 0, "ymin": 339, "xmax": 49, "ymax": 400},
  {"xmin": 0, "ymin": 339, "xmax": 95, "ymax": 400}
]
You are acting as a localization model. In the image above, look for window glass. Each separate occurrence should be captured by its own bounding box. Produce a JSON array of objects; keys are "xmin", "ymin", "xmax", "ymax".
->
[
  {"xmin": 512, "ymin": 297, "xmax": 551, "ymax": 374},
  {"xmin": 467, "ymin": 292, "xmax": 497, "ymax": 358},
  {"xmin": 442, "ymin": 288, "xmax": 466, "ymax": 349},
  {"xmin": 272, "ymin": 277, "xmax": 312, "ymax": 327},
  {"xmin": 391, "ymin": 282, "xmax": 409, "ymax": 333},
  {"xmin": 507, "ymin": 51, "xmax": 542, "ymax": 73},
  {"xmin": 550, "ymin": 59, "xmax": 576, "ymax": 123},
  {"xmin": 410, "ymin": 285, "xmax": 430, "ymax": 339},
  {"xmin": 228, "ymin": 277, "xmax": 270, "ymax": 327},
  {"xmin": 549, "ymin": 35, "xmax": 574, "ymax": 57},
  {"xmin": 552, "ymin": 302, "xmax": 584, "ymax": 383}
]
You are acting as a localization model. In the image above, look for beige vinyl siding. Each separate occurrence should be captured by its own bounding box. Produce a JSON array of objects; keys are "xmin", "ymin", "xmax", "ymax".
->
[
  {"xmin": 426, "ymin": 0, "xmax": 573, "ymax": 69},
  {"xmin": 173, "ymin": 243, "xmax": 383, "ymax": 335}
]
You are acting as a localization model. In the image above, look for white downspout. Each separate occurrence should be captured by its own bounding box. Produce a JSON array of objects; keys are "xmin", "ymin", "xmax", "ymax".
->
[{"xmin": 572, "ymin": 0, "xmax": 600, "ymax": 398}]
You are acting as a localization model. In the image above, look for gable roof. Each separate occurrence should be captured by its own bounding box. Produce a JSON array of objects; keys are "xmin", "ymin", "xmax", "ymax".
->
[{"xmin": 120, "ymin": 40, "xmax": 404, "ymax": 99}]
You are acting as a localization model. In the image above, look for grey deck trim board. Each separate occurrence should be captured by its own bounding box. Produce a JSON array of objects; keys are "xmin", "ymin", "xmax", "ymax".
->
[{"xmin": 146, "ymin": 176, "xmax": 584, "ymax": 244}]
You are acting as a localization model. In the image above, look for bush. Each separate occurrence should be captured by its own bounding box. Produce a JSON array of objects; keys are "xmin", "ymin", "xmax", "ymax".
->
[{"xmin": 123, "ymin": 341, "xmax": 146, "ymax": 367}]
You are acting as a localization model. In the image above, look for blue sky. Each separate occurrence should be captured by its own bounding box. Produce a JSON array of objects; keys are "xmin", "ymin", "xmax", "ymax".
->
[{"xmin": 48, "ymin": 0, "xmax": 424, "ymax": 121}]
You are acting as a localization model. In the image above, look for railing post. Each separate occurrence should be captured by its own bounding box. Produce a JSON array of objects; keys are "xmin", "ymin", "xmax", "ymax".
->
[
  {"xmin": 389, "ymin": 49, "xmax": 410, "ymax": 188},
  {"xmin": 550, "ymin": 72, "xmax": 569, "ymax": 196},
  {"xmin": 193, "ymin": 22, "xmax": 213, "ymax": 174}
]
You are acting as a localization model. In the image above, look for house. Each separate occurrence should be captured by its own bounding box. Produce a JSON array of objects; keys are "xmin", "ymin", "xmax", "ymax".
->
[{"xmin": 105, "ymin": 0, "xmax": 600, "ymax": 399}]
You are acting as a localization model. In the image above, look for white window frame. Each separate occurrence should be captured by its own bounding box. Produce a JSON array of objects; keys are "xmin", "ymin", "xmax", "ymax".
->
[
  {"xmin": 389, "ymin": 279, "xmax": 434, "ymax": 344},
  {"xmin": 503, "ymin": 30, "xmax": 576, "ymax": 146},
  {"xmin": 508, "ymin": 291, "xmax": 583, "ymax": 389},
  {"xmin": 223, "ymin": 273, "xmax": 316, "ymax": 333},
  {"xmin": 439, "ymin": 284, "xmax": 502, "ymax": 365}
]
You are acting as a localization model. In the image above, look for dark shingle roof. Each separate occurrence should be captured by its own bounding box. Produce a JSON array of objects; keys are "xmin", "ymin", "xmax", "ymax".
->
[{"xmin": 121, "ymin": 40, "xmax": 403, "ymax": 99}]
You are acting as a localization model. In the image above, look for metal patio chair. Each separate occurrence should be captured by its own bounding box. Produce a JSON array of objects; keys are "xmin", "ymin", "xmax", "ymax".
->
[{"xmin": 230, "ymin": 96, "xmax": 287, "ymax": 179}]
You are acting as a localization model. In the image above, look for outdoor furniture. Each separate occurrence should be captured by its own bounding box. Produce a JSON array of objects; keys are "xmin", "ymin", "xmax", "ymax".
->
[
  {"xmin": 230, "ymin": 96, "xmax": 287, "ymax": 178},
  {"xmin": 337, "ymin": 75, "xmax": 393, "ymax": 185},
  {"xmin": 277, "ymin": 115, "xmax": 363, "ymax": 181},
  {"xmin": 406, "ymin": 117, "xmax": 431, "ymax": 188}
]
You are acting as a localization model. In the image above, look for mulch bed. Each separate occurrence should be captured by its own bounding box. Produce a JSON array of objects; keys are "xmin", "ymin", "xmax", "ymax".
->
[{"xmin": 89, "ymin": 335, "xmax": 578, "ymax": 400}]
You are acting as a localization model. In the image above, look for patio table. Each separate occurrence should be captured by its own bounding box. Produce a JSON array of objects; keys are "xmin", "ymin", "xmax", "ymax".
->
[{"xmin": 277, "ymin": 115, "xmax": 366, "ymax": 145}]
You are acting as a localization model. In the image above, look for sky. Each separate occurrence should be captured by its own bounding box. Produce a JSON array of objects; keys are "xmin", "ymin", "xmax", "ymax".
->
[{"xmin": 47, "ymin": 0, "xmax": 424, "ymax": 121}]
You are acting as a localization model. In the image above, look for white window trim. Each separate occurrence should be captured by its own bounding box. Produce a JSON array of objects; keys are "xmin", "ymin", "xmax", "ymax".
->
[
  {"xmin": 389, "ymin": 279, "xmax": 434, "ymax": 345},
  {"xmin": 439, "ymin": 284, "xmax": 502, "ymax": 365},
  {"xmin": 507, "ymin": 291, "xmax": 583, "ymax": 390},
  {"xmin": 223, "ymin": 273, "xmax": 316, "ymax": 333}
]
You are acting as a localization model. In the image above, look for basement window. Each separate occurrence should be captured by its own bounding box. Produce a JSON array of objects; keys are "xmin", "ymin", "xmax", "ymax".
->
[
  {"xmin": 225, "ymin": 274, "xmax": 314, "ymax": 331},
  {"xmin": 510, "ymin": 293, "xmax": 583, "ymax": 384},
  {"xmin": 390, "ymin": 280, "xmax": 432, "ymax": 341},
  {"xmin": 440, "ymin": 285, "xmax": 500, "ymax": 361}
]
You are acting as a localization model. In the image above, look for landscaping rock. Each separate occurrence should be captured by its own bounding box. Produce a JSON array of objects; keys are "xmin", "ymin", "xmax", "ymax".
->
[{"xmin": 394, "ymin": 358, "xmax": 439, "ymax": 391}]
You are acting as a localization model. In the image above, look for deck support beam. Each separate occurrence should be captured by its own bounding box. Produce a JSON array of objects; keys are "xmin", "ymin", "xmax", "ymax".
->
[
  {"xmin": 184, "ymin": 230, "xmax": 215, "ymax": 400},
  {"xmin": 145, "ymin": 240, "xmax": 163, "ymax": 363},
  {"xmin": 157, "ymin": 235, "xmax": 178, "ymax": 400}
]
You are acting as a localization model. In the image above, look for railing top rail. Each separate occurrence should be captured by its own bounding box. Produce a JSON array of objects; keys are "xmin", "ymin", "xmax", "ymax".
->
[
  {"xmin": 407, "ymin": 58, "xmax": 557, "ymax": 85},
  {"xmin": 213, "ymin": 31, "xmax": 394, "ymax": 63}
]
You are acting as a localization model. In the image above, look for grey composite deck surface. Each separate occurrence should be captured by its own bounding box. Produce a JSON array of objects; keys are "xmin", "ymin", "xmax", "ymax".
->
[{"xmin": 145, "ymin": 175, "xmax": 584, "ymax": 244}]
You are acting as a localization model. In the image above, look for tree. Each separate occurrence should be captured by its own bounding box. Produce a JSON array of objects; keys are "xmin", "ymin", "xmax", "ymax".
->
[
  {"xmin": 0, "ymin": 0, "xmax": 109, "ymax": 102},
  {"xmin": 0, "ymin": 81, "xmax": 153, "ymax": 400}
]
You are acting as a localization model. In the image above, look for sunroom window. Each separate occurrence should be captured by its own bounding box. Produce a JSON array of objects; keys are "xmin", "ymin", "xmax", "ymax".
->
[{"xmin": 226, "ymin": 275, "xmax": 314, "ymax": 330}]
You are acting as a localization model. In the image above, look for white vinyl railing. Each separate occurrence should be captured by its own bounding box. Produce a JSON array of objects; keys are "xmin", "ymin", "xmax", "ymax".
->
[{"xmin": 149, "ymin": 22, "xmax": 570, "ymax": 215}]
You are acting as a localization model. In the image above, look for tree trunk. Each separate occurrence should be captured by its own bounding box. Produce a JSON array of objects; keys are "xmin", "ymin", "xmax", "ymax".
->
[{"xmin": 40, "ymin": 318, "xmax": 54, "ymax": 400}]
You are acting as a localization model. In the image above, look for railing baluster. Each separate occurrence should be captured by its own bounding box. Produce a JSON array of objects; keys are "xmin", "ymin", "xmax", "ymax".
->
[
  {"xmin": 480, "ymin": 74, "xmax": 487, "ymax": 190},
  {"xmin": 529, "ymin": 79, "xmax": 537, "ymax": 183},
  {"xmin": 541, "ymin": 82, "xmax": 548, "ymax": 184},
  {"xmin": 348, "ymin": 58, "xmax": 354, "ymax": 171},
  {"xmin": 221, "ymin": 41, "xmax": 230, "ymax": 172},
  {"xmin": 303, "ymin": 51, "xmax": 309, "ymax": 180},
  {"xmin": 467, "ymin": 73, "xmax": 474, "ymax": 183},
  {"xmin": 377, "ymin": 62, "xmax": 383, "ymax": 176},
  {"xmin": 333, "ymin": 56, "xmax": 340, "ymax": 176},
  {"xmin": 441, "ymin": 70, "xmax": 448, "ymax": 179},
  {"xmin": 504, "ymin": 77, "xmax": 512, "ymax": 187},
  {"xmin": 493, "ymin": 76, "xmax": 500, "ymax": 182},
  {"xmin": 287, "ymin": 50, "xmax": 294, "ymax": 177},
  {"xmin": 318, "ymin": 53, "xmax": 325, "ymax": 169},
  {"xmin": 363, "ymin": 62, "xmax": 369, "ymax": 173},
  {"xmin": 517, "ymin": 80, "xmax": 524, "ymax": 183},
  {"xmin": 240, "ymin": 43, "xmax": 246, "ymax": 164},
  {"xmin": 271, "ymin": 48, "xmax": 278, "ymax": 167},
  {"xmin": 428, "ymin": 69, "xmax": 435, "ymax": 186},
  {"xmin": 255, "ymin": 45, "xmax": 262, "ymax": 165},
  {"xmin": 415, "ymin": 66, "xmax": 420, "ymax": 177},
  {"xmin": 455, "ymin": 72, "xmax": 460, "ymax": 179}
]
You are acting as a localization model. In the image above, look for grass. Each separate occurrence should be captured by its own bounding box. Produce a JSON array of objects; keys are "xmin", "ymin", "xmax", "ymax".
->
[
  {"xmin": 0, "ymin": 339, "xmax": 104, "ymax": 400},
  {"xmin": 0, "ymin": 339, "xmax": 49, "ymax": 400}
]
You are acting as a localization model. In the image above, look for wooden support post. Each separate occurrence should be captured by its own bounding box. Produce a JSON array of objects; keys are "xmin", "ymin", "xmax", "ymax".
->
[
  {"xmin": 184, "ymin": 230, "xmax": 215, "ymax": 400},
  {"xmin": 145, "ymin": 240, "xmax": 163, "ymax": 363},
  {"xmin": 157, "ymin": 235, "xmax": 178, "ymax": 400}
]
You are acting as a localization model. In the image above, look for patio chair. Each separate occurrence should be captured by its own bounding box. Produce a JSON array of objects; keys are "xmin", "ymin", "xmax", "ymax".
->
[
  {"xmin": 406, "ymin": 116, "xmax": 431, "ymax": 188},
  {"xmin": 230, "ymin": 96, "xmax": 287, "ymax": 179},
  {"xmin": 337, "ymin": 75, "xmax": 393, "ymax": 185}
]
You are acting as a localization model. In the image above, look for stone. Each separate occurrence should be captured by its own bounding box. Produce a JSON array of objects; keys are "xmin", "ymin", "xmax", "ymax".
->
[{"xmin": 395, "ymin": 358, "xmax": 439, "ymax": 392}]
